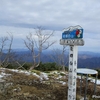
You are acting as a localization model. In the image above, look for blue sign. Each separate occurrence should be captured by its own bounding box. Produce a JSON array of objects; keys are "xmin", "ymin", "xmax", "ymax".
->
[{"xmin": 62, "ymin": 26, "xmax": 83, "ymax": 39}]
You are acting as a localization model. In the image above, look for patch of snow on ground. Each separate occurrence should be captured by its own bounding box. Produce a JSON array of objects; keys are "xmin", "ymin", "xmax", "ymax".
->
[
  {"xmin": 0, "ymin": 71, "xmax": 11, "ymax": 78},
  {"xmin": 77, "ymin": 75, "xmax": 100, "ymax": 85},
  {"xmin": 32, "ymin": 73, "xmax": 40, "ymax": 78},
  {"xmin": 50, "ymin": 71, "xmax": 58, "ymax": 74},
  {"xmin": 0, "ymin": 75, "xmax": 3, "ymax": 78},
  {"xmin": 91, "ymin": 79, "xmax": 100, "ymax": 85},
  {"xmin": 59, "ymin": 81, "xmax": 66, "ymax": 85},
  {"xmin": 10, "ymin": 69, "xmax": 50, "ymax": 80},
  {"xmin": 56, "ymin": 75, "xmax": 62, "ymax": 79},
  {"xmin": 40, "ymin": 72, "xmax": 49, "ymax": 80}
]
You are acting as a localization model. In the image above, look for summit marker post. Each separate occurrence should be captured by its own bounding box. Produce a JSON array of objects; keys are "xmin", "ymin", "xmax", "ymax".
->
[{"xmin": 60, "ymin": 25, "xmax": 84, "ymax": 100}]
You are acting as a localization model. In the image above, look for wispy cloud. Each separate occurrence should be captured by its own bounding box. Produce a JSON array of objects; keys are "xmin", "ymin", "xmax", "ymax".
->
[{"xmin": 0, "ymin": 0, "xmax": 100, "ymax": 52}]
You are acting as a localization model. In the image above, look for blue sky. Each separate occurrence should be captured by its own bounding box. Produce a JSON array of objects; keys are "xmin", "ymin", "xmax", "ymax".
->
[{"xmin": 0, "ymin": 0, "xmax": 100, "ymax": 52}]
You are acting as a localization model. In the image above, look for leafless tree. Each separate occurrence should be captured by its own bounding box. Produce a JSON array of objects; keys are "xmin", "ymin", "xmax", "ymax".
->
[
  {"xmin": 12, "ymin": 53, "xmax": 27, "ymax": 70},
  {"xmin": 50, "ymin": 45, "xmax": 68, "ymax": 71},
  {"xmin": 0, "ymin": 33, "xmax": 13, "ymax": 68},
  {"xmin": 24, "ymin": 27, "xmax": 56, "ymax": 70},
  {"xmin": 61, "ymin": 45, "xmax": 68, "ymax": 71}
]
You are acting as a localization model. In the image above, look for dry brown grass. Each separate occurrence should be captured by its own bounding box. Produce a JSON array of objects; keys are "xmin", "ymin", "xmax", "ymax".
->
[{"xmin": 0, "ymin": 69, "xmax": 100, "ymax": 100}]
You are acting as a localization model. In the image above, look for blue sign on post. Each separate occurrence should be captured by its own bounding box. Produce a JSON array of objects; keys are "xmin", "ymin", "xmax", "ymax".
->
[
  {"xmin": 62, "ymin": 25, "xmax": 83, "ymax": 39},
  {"xmin": 60, "ymin": 25, "xmax": 84, "ymax": 100}
]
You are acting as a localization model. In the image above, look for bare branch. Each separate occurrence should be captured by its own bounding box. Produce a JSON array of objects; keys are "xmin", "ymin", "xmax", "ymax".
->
[
  {"xmin": 50, "ymin": 46, "xmax": 68, "ymax": 71},
  {"xmin": 0, "ymin": 33, "xmax": 13, "ymax": 68},
  {"xmin": 24, "ymin": 26, "xmax": 55, "ymax": 70}
]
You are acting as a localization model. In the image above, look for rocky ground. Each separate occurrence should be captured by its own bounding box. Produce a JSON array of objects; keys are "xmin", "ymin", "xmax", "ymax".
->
[{"xmin": 0, "ymin": 68, "xmax": 100, "ymax": 100}]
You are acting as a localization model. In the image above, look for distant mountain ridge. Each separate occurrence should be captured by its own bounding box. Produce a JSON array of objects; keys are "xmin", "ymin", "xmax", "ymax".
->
[
  {"xmin": 12, "ymin": 49, "xmax": 100, "ymax": 69},
  {"xmin": 79, "ymin": 51, "xmax": 100, "ymax": 57}
]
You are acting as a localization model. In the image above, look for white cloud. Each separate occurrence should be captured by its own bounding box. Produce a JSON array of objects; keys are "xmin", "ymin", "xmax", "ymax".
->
[{"xmin": 0, "ymin": 0, "xmax": 100, "ymax": 52}]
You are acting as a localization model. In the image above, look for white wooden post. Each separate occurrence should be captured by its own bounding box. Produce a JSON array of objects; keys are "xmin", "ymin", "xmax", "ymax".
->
[
  {"xmin": 60, "ymin": 25, "xmax": 84, "ymax": 100},
  {"xmin": 68, "ymin": 45, "xmax": 78, "ymax": 100}
]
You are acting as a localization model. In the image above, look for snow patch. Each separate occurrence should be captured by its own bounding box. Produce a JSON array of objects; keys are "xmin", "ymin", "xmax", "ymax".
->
[
  {"xmin": 77, "ymin": 75, "xmax": 100, "ymax": 85},
  {"xmin": 59, "ymin": 81, "xmax": 66, "ymax": 85},
  {"xmin": 40, "ymin": 72, "xmax": 49, "ymax": 80},
  {"xmin": 0, "ymin": 75, "xmax": 3, "ymax": 78},
  {"xmin": 91, "ymin": 79, "xmax": 100, "ymax": 85}
]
